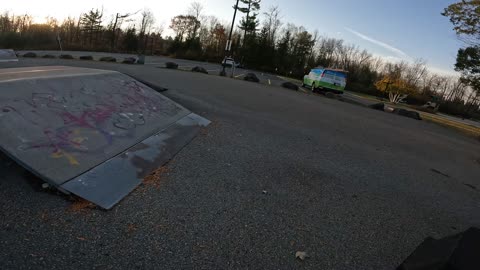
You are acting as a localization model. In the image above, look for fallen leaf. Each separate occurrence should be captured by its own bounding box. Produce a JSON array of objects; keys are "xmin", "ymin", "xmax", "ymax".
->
[
  {"xmin": 69, "ymin": 198, "xmax": 95, "ymax": 212},
  {"xmin": 127, "ymin": 223, "xmax": 137, "ymax": 234},
  {"xmin": 295, "ymin": 251, "xmax": 309, "ymax": 261},
  {"xmin": 143, "ymin": 166, "xmax": 169, "ymax": 190}
]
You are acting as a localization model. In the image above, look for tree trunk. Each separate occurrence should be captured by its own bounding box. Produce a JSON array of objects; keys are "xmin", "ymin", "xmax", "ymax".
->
[
  {"xmin": 243, "ymin": 1, "xmax": 251, "ymax": 47},
  {"xmin": 111, "ymin": 13, "xmax": 119, "ymax": 52}
]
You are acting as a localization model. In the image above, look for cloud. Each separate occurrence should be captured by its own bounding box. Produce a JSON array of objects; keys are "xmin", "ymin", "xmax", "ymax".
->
[
  {"xmin": 428, "ymin": 66, "xmax": 459, "ymax": 77},
  {"xmin": 344, "ymin": 27, "xmax": 410, "ymax": 59}
]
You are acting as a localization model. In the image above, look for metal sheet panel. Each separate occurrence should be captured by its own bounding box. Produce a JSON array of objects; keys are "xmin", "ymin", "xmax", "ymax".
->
[
  {"xmin": 61, "ymin": 113, "xmax": 209, "ymax": 209},
  {"xmin": 0, "ymin": 66, "xmax": 209, "ymax": 208}
]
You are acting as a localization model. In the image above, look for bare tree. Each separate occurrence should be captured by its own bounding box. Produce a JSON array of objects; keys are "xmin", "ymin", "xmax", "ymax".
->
[
  {"xmin": 404, "ymin": 59, "xmax": 428, "ymax": 89},
  {"xmin": 263, "ymin": 5, "xmax": 282, "ymax": 45},
  {"xmin": 188, "ymin": 1, "xmax": 204, "ymax": 39},
  {"xmin": 170, "ymin": 15, "xmax": 199, "ymax": 42},
  {"xmin": 139, "ymin": 9, "xmax": 155, "ymax": 36},
  {"xmin": 139, "ymin": 9, "xmax": 155, "ymax": 53},
  {"xmin": 110, "ymin": 11, "xmax": 137, "ymax": 51},
  {"xmin": 446, "ymin": 78, "xmax": 467, "ymax": 101}
]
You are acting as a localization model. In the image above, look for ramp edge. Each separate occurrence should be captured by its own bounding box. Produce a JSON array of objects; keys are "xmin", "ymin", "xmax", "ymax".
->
[{"xmin": 60, "ymin": 113, "xmax": 210, "ymax": 209}]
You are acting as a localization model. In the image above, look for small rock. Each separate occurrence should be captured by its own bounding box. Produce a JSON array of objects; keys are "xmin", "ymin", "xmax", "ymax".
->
[
  {"xmin": 262, "ymin": 190, "xmax": 268, "ymax": 195},
  {"xmin": 369, "ymin": 103, "xmax": 385, "ymax": 111},
  {"xmin": 79, "ymin": 55, "xmax": 93, "ymax": 60},
  {"xmin": 325, "ymin": 92, "xmax": 336, "ymax": 99},
  {"xmin": 392, "ymin": 108, "xmax": 422, "ymax": 120},
  {"xmin": 385, "ymin": 106, "xmax": 395, "ymax": 113},
  {"xmin": 281, "ymin": 82, "xmax": 299, "ymax": 91},
  {"xmin": 122, "ymin": 57, "xmax": 137, "ymax": 64},
  {"xmin": 59, "ymin": 54, "xmax": 74, "ymax": 59},
  {"xmin": 244, "ymin": 73, "xmax": 260, "ymax": 83},
  {"xmin": 191, "ymin": 66, "xmax": 208, "ymax": 74},
  {"xmin": 165, "ymin": 62, "xmax": 178, "ymax": 69},
  {"xmin": 295, "ymin": 251, "xmax": 309, "ymax": 261},
  {"xmin": 99, "ymin": 56, "xmax": 116, "ymax": 62},
  {"xmin": 41, "ymin": 183, "xmax": 50, "ymax": 189},
  {"xmin": 23, "ymin": 52, "xmax": 37, "ymax": 58}
]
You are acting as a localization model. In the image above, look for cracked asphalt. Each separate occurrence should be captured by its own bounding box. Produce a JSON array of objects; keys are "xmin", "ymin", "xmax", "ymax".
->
[{"xmin": 0, "ymin": 57, "xmax": 479, "ymax": 269}]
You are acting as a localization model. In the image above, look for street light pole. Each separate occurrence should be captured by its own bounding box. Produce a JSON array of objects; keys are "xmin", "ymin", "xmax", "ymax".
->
[{"xmin": 221, "ymin": 0, "xmax": 240, "ymax": 76}]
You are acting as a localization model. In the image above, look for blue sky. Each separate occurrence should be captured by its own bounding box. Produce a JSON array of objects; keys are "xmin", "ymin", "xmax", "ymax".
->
[
  {"xmin": 207, "ymin": 0, "xmax": 462, "ymax": 75},
  {"xmin": 4, "ymin": 0, "xmax": 462, "ymax": 75}
]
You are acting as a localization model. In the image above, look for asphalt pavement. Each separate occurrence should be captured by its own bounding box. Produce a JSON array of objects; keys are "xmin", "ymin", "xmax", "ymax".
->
[{"xmin": 1, "ymin": 57, "xmax": 480, "ymax": 270}]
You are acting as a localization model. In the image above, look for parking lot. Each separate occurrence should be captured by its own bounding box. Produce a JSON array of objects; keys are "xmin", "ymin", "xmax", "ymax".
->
[
  {"xmin": 17, "ymin": 50, "xmax": 286, "ymax": 87},
  {"xmin": 1, "ymin": 56, "xmax": 480, "ymax": 269}
]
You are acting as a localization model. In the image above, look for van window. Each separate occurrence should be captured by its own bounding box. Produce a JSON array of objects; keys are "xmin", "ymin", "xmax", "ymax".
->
[
  {"xmin": 311, "ymin": 69, "xmax": 323, "ymax": 76},
  {"xmin": 324, "ymin": 70, "xmax": 347, "ymax": 78},
  {"xmin": 323, "ymin": 70, "xmax": 347, "ymax": 83}
]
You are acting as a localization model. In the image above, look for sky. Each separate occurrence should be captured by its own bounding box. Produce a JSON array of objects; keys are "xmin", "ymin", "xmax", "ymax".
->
[{"xmin": 2, "ymin": 0, "xmax": 462, "ymax": 75}]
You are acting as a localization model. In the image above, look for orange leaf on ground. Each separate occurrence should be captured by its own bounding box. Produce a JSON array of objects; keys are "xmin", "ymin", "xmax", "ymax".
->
[
  {"xmin": 69, "ymin": 198, "xmax": 95, "ymax": 212},
  {"xmin": 143, "ymin": 166, "xmax": 170, "ymax": 189}
]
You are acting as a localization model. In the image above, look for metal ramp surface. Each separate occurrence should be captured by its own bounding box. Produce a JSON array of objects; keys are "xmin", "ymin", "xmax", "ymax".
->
[
  {"xmin": 0, "ymin": 49, "xmax": 18, "ymax": 62},
  {"xmin": 0, "ymin": 66, "xmax": 209, "ymax": 209}
]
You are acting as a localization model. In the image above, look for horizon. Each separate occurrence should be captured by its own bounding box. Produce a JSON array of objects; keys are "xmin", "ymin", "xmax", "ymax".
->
[{"xmin": 1, "ymin": 0, "xmax": 462, "ymax": 76}]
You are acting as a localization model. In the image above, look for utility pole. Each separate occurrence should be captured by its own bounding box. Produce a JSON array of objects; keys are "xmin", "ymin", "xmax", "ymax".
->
[{"xmin": 220, "ymin": 0, "xmax": 240, "ymax": 76}]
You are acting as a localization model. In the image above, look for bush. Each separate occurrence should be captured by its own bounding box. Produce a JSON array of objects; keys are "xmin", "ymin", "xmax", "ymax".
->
[
  {"xmin": 165, "ymin": 62, "xmax": 178, "ymax": 69},
  {"xmin": 438, "ymin": 101, "xmax": 469, "ymax": 117},
  {"xmin": 59, "ymin": 54, "xmax": 74, "ymax": 59},
  {"xmin": 99, "ymin": 56, "xmax": 116, "ymax": 62},
  {"xmin": 42, "ymin": 54, "xmax": 56, "ymax": 58},
  {"xmin": 23, "ymin": 52, "xmax": 37, "ymax": 58},
  {"xmin": 79, "ymin": 55, "xmax": 93, "ymax": 60}
]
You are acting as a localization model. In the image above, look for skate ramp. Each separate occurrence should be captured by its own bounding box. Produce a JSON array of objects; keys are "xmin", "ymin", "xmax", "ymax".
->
[
  {"xmin": 0, "ymin": 66, "xmax": 210, "ymax": 209},
  {"xmin": 0, "ymin": 49, "xmax": 18, "ymax": 62}
]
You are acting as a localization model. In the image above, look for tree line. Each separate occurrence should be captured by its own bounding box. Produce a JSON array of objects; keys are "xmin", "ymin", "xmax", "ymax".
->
[{"xmin": 0, "ymin": 1, "xmax": 478, "ymax": 118}]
